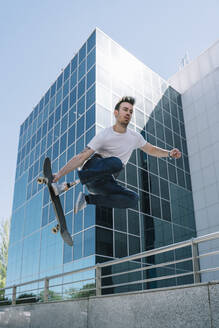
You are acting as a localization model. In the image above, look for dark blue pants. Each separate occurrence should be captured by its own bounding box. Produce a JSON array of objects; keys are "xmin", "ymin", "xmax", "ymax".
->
[{"xmin": 78, "ymin": 155, "xmax": 139, "ymax": 209}]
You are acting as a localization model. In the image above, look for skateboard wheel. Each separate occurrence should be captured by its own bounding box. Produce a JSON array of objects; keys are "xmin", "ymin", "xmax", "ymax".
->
[
  {"xmin": 37, "ymin": 177, "xmax": 45, "ymax": 184},
  {"xmin": 52, "ymin": 224, "xmax": 60, "ymax": 234}
]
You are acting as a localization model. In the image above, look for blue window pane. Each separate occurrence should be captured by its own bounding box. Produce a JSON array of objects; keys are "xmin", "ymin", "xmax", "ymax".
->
[
  {"xmin": 87, "ymin": 66, "xmax": 95, "ymax": 89},
  {"xmin": 57, "ymin": 73, "xmax": 63, "ymax": 91},
  {"xmin": 32, "ymin": 119, "xmax": 37, "ymax": 134},
  {"xmin": 37, "ymin": 112, "xmax": 43, "ymax": 128},
  {"xmin": 70, "ymin": 71, "xmax": 77, "ymax": 89},
  {"xmin": 129, "ymin": 235, "xmax": 140, "ymax": 256},
  {"xmin": 48, "ymin": 113, "xmax": 54, "ymax": 131},
  {"xmin": 49, "ymin": 202, "xmax": 55, "ymax": 223},
  {"xmin": 86, "ymin": 85, "xmax": 95, "ymax": 109},
  {"xmin": 73, "ymin": 233, "xmax": 82, "ymax": 260},
  {"xmin": 55, "ymin": 105, "xmax": 61, "ymax": 122},
  {"xmin": 77, "ymin": 96, "xmax": 85, "ymax": 115},
  {"xmin": 69, "ymin": 105, "xmax": 76, "ymax": 126},
  {"xmin": 40, "ymin": 98, "xmax": 44, "ymax": 111},
  {"xmin": 76, "ymin": 136, "xmax": 84, "ymax": 153},
  {"xmin": 51, "ymin": 82, "xmax": 56, "ymax": 98},
  {"xmin": 78, "ymin": 60, "xmax": 86, "ymax": 80},
  {"xmin": 68, "ymin": 124, "xmax": 75, "ymax": 147},
  {"xmin": 45, "ymin": 90, "xmax": 50, "ymax": 105},
  {"xmin": 31, "ymin": 134, "xmax": 36, "ymax": 149},
  {"xmin": 30, "ymin": 150, "xmax": 34, "ymax": 165},
  {"xmin": 47, "ymin": 130, "xmax": 53, "ymax": 148},
  {"xmin": 49, "ymin": 97, "xmax": 55, "ymax": 114},
  {"xmin": 34, "ymin": 106, "xmax": 39, "ymax": 118},
  {"xmin": 31, "ymin": 109, "xmax": 37, "ymax": 123},
  {"xmin": 43, "ymin": 105, "xmax": 48, "ymax": 121},
  {"xmin": 52, "ymin": 140, "xmax": 59, "ymax": 160},
  {"xmin": 87, "ymin": 48, "xmax": 95, "ymax": 71},
  {"xmin": 35, "ymin": 144, "xmax": 41, "ymax": 161},
  {"xmin": 60, "ymin": 132, "xmax": 67, "ymax": 154},
  {"xmin": 33, "ymin": 160, "xmax": 39, "ymax": 178},
  {"xmin": 26, "ymin": 142, "xmax": 31, "ymax": 156},
  {"xmin": 65, "ymin": 211, "xmax": 73, "ymax": 234},
  {"xmin": 24, "ymin": 193, "xmax": 42, "ymax": 236},
  {"xmin": 87, "ymin": 31, "xmax": 96, "ymax": 53},
  {"xmin": 63, "ymin": 79, "xmax": 69, "ymax": 99},
  {"xmin": 27, "ymin": 183, "xmax": 32, "ymax": 200},
  {"xmin": 54, "ymin": 122, "xmax": 60, "ymax": 142},
  {"xmin": 70, "ymin": 87, "xmax": 77, "ymax": 107},
  {"xmin": 41, "ymin": 137, "xmax": 46, "ymax": 154},
  {"xmin": 78, "ymin": 77, "xmax": 85, "ymax": 99},
  {"xmin": 84, "ymin": 207, "xmax": 95, "ymax": 229},
  {"xmin": 36, "ymin": 128, "xmax": 42, "ymax": 144},
  {"xmin": 30, "ymin": 110, "xmax": 35, "ymax": 121},
  {"xmin": 62, "ymin": 97, "xmax": 69, "ymax": 116},
  {"xmin": 21, "ymin": 146, "xmax": 25, "ymax": 159},
  {"xmin": 56, "ymin": 89, "xmax": 62, "ymax": 106},
  {"xmin": 64, "ymin": 64, "xmax": 70, "ymax": 81},
  {"xmin": 86, "ymin": 105, "xmax": 95, "ymax": 130},
  {"xmin": 59, "ymin": 151, "xmax": 66, "ymax": 169},
  {"xmin": 84, "ymin": 228, "xmax": 95, "ymax": 257},
  {"xmin": 20, "ymin": 123, "xmax": 24, "ymax": 135},
  {"xmin": 32, "ymin": 179, "xmax": 37, "ymax": 196},
  {"xmin": 71, "ymin": 54, "xmax": 78, "ymax": 72},
  {"xmin": 39, "ymin": 155, "xmax": 44, "ymax": 172},
  {"xmin": 61, "ymin": 114, "xmax": 68, "ymax": 134},
  {"xmin": 79, "ymin": 43, "xmax": 86, "ymax": 63},
  {"xmin": 85, "ymin": 126, "xmax": 95, "ymax": 145},
  {"xmin": 46, "ymin": 146, "xmax": 52, "ymax": 159},
  {"xmin": 77, "ymin": 115, "xmax": 85, "ymax": 138},
  {"xmin": 52, "ymin": 158, "xmax": 58, "ymax": 173},
  {"xmin": 63, "ymin": 242, "xmax": 73, "ymax": 264},
  {"xmin": 74, "ymin": 211, "xmax": 83, "ymax": 234},
  {"xmin": 42, "ymin": 205, "xmax": 48, "ymax": 226},
  {"xmin": 67, "ymin": 144, "xmax": 75, "ymax": 161},
  {"xmin": 65, "ymin": 188, "xmax": 73, "ymax": 213},
  {"xmin": 67, "ymin": 170, "xmax": 74, "ymax": 182},
  {"xmin": 28, "ymin": 165, "xmax": 33, "ymax": 182}
]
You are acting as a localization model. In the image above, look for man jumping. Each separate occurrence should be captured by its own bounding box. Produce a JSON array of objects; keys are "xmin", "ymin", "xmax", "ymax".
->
[{"xmin": 53, "ymin": 96, "xmax": 181, "ymax": 214}]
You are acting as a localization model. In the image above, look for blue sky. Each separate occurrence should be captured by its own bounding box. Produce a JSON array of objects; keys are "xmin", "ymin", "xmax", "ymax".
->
[{"xmin": 0, "ymin": 0, "xmax": 218, "ymax": 223}]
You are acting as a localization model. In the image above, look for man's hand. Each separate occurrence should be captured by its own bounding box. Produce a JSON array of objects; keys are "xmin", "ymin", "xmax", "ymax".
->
[
  {"xmin": 170, "ymin": 148, "xmax": 181, "ymax": 159},
  {"xmin": 53, "ymin": 173, "xmax": 61, "ymax": 183}
]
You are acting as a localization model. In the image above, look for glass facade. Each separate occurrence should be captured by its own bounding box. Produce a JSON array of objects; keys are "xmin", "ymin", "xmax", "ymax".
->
[{"xmin": 7, "ymin": 28, "xmax": 196, "ymax": 293}]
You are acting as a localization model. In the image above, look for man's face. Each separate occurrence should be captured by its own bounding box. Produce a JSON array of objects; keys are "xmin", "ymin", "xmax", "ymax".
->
[{"xmin": 114, "ymin": 102, "xmax": 133, "ymax": 127}]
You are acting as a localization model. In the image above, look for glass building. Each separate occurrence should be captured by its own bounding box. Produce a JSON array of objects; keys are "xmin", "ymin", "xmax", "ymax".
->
[{"xmin": 6, "ymin": 28, "xmax": 196, "ymax": 294}]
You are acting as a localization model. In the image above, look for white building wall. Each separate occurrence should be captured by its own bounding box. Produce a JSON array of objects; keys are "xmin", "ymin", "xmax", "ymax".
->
[{"xmin": 169, "ymin": 41, "xmax": 219, "ymax": 281}]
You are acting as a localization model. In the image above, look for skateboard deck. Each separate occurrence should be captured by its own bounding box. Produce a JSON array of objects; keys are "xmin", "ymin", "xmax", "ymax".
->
[{"xmin": 38, "ymin": 157, "xmax": 73, "ymax": 246}]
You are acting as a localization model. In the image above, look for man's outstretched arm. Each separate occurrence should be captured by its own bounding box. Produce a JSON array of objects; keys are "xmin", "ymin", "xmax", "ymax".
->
[
  {"xmin": 53, "ymin": 147, "xmax": 95, "ymax": 182},
  {"xmin": 141, "ymin": 142, "xmax": 181, "ymax": 159}
]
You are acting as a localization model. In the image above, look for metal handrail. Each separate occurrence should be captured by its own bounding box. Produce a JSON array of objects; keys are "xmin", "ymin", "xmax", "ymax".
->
[
  {"xmin": 101, "ymin": 257, "xmax": 193, "ymax": 280},
  {"xmin": 101, "ymin": 271, "xmax": 194, "ymax": 290},
  {"xmin": 1, "ymin": 231, "xmax": 219, "ymax": 305}
]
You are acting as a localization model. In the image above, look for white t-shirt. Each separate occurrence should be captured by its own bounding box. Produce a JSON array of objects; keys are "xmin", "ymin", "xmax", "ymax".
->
[{"xmin": 87, "ymin": 126, "xmax": 147, "ymax": 165}]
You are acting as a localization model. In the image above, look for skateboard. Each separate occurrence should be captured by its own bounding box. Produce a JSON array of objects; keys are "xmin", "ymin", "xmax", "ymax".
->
[{"xmin": 37, "ymin": 157, "xmax": 79, "ymax": 246}]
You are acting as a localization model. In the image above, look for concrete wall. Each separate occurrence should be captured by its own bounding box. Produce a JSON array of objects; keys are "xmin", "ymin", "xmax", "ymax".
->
[
  {"xmin": 169, "ymin": 40, "xmax": 219, "ymax": 94},
  {"xmin": 169, "ymin": 40, "xmax": 219, "ymax": 281},
  {"xmin": 0, "ymin": 282, "xmax": 219, "ymax": 328}
]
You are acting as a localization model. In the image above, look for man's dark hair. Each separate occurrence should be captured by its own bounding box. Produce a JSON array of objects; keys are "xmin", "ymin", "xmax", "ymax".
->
[{"xmin": 115, "ymin": 96, "xmax": 135, "ymax": 111}]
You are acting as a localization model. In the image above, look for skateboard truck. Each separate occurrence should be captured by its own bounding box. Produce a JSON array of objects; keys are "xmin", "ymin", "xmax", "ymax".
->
[
  {"xmin": 37, "ymin": 178, "xmax": 80, "ymax": 196},
  {"xmin": 37, "ymin": 177, "xmax": 48, "ymax": 184},
  {"xmin": 51, "ymin": 180, "xmax": 80, "ymax": 196}
]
